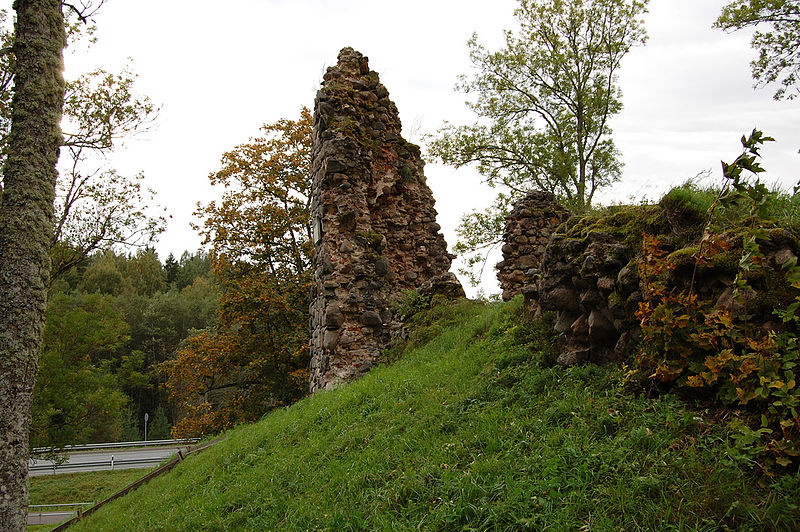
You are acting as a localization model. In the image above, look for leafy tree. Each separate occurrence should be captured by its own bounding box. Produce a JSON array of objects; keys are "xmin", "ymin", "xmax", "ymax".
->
[
  {"xmin": 146, "ymin": 406, "xmax": 171, "ymax": 440},
  {"xmin": 133, "ymin": 279, "xmax": 218, "ymax": 369},
  {"xmin": 0, "ymin": 5, "xmax": 164, "ymax": 283},
  {"xmin": 163, "ymin": 109, "xmax": 312, "ymax": 437},
  {"xmin": 51, "ymin": 166, "xmax": 164, "ymax": 282},
  {"xmin": 174, "ymin": 250, "xmax": 212, "ymax": 290},
  {"xmin": 450, "ymin": 193, "xmax": 513, "ymax": 286},
  {"xmin": 119, "ymin": 247, "xmax": 166, "ymax": 297},
  {"xmin": 430, "ymin": 0, "xmax": 648, "ymax": 210},
  {"xmin": 30, "ymin": 292, "xmax": 129, "ymax": 448},
  {"xmin": 79, "ymin": 250, "xmax": 129, "ymax": 295},
  {"xmin": 715, "ymin": 0, "xmax": 800, "ymax": 100},
  {"xmin": 33, "ymin": 247, "xmax": 219, "ymax": 449},
  {"xmin": 119, "ymin": 406, "xmax": 142, "ymax": 442},
  {"xmin": 429, "ymin": 0, "xmax": 648, "ymax": 285},
  {"xmin": 164, "ymin": 252, "xmax": 179, "ymax": 286},
  {"xmin": 0, "ymin": 1, "xmax": 66, "ymax": 526}
]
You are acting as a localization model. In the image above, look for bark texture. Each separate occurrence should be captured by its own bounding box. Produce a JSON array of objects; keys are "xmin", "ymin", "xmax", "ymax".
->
[{"xmin": 0, "ymin": 1, "xmax": 65, "ymax": 529}]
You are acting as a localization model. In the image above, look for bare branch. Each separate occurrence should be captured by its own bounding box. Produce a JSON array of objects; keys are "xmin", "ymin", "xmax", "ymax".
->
[{"xmin": 61, "ymin": 0, "xmax": 106, "ymax": 23}]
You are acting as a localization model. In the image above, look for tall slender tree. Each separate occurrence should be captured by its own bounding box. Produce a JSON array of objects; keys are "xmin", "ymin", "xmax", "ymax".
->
[
  {"xmin": 430, "ymin": 0, "xmax": 648, "ymax": 211},
  {"xmin": 0, "ymin": 6, "xmax": 163, "ymax": 284},
  {"xmin": 0, "ymin": 0, "xmax": 66, "ymax": 528},
  {"xmin": 428, "ymin": 0, "xmax": 648, "ymax": 285},
  {"xmin": 163, "ymin": 109, "xmax": 312, "ymax": 437}
]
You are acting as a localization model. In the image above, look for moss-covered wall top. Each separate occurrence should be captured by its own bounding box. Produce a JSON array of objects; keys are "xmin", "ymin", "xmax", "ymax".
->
[{"xmin": 501, "ymin": 190, "xmax": 799, "ymax": 366}]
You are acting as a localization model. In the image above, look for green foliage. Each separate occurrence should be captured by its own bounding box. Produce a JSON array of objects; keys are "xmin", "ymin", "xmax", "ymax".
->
[
  {"xmin": 146, "ymin": 407, "xmax": 172, "ymax": 440},
  {"xmin": 173, "ymin": 250, "xmax": 212, "ymax": 290},
  {"xmin": 164, "ymin": 253, "xmax": 179, "ymax": 286},
  {"xmin": 32, "ymin": 249, "xmax": 218, "ymax": 448},
  {"xmin": 452, "ymin": 193, "xmax": 510, "ymax": 286},
  {"xmin": 635, "ymin": 130, "xmax": 800, "ymax": 471},
  {"xmin": 391, "ymin": 289, "xmax": 430, "ymax": 321},
  {"xmin": 31, "ymin": 293, "xmax": 130, "ymax": 447},
  {"xmin": 715, "ymin": 0, "xmax": 800, "ymax": 100},
  {"xmin": 79, "ymin": 251, "xmax": 129, "ymax": 296},
  {"xmin": 119, "ymin": 407, "xmax": 141, "ymax": 442},
  {"xmin": 429, "ymin": 0, "xmax": 648, "ymax": 209},
  {"xmin": 118, "ymin": 248, "xmax": 167, "ymax": 297},
  {"xmin": 70, "ymin": 300, "xmax": 800, "ymax": 531}
]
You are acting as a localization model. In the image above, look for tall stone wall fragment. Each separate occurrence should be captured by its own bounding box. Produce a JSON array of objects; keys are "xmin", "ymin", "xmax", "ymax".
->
[{"xmin": 309, "ymin": 48, "xmax": 458, "ymax": 393}]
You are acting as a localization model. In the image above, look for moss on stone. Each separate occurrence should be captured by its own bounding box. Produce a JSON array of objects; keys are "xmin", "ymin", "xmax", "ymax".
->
[
  {"xmin": 746, "ymin": 266, "xmax": 797, "ymax": 313},
  {"xmin": 356, "ymin": 231, "xmax": 385, "ymax": 250},
  {"xmin": 666, "ymin": 246, "xmax": 699, "ymax": 272},
  {"xmin": 606, "ymin": 290, "xmax": 624, "ymax": 309},
  {"xmin": 562, "ymin": 205, "xmax": 673, "ymax": 252},
  {"xmin": 399, "ymin": 164, "xmax": 414, "ymax": 182}
]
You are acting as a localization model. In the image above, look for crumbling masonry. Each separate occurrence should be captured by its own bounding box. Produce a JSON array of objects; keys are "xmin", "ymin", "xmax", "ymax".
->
[
  {"xmin": 496, "ymin": 190, "xmax": 571, "ymax": 302},
  {"xmin": 309, "ymin": 48, "xmax": 458, "ymax": 392}
]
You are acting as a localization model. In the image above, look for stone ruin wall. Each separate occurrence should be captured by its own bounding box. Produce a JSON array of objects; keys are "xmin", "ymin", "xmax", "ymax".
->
[
  {"xmin": 309, "ymin": 48, "xmax": 459, "ymax": 393},
  {"xmin": 496, "ymin": 191, "xmax": 571, "ymax": 302},
  {"xmin": 497, "ymin": 191, "xmax": 637, "ymax": 366},
  {"xmin": 499, "ymin": 191, "xmax": 800, "ymax": 367}
]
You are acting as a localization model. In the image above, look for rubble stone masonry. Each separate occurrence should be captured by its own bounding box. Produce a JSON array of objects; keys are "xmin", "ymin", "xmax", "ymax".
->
[
  {"xmin": 309, "ymin": 48, "xmax": 457, "ymax": 393},
  {"xmin": 496, "ymin": 190, "xmax": 571, "ymax": 302}
]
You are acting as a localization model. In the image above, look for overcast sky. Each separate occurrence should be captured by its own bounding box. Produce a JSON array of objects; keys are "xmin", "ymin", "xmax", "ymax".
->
[{"xmin": 4, "ymin": 0, "xmax": 799, "ymax": 295}]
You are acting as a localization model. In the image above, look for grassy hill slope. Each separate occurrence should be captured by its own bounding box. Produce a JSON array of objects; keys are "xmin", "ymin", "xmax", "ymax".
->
[{"xmin": 72, "ymin": 299, "xmax": 799, "ymax": 531}]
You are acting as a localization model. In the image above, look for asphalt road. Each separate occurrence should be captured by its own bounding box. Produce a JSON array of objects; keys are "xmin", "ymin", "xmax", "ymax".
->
[
  {"xmin": 27, "ymin": 510, "xmax": 76, "ymax": 525},
  {"xmin": 29, "ymin": 446, "xmax": 182, "ymax": 476}
]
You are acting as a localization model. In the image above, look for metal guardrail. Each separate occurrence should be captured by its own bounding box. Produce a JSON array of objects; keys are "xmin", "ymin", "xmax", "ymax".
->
[
  {"xmin": 29, "ymin": 456, "xmax": 167, "ymax": 474},
  {"xmin": 30, "ymin": 503, "xmax": 94, "ymax": 509},
  {"xmin": 31, "ymin": 438, "xmax": 199, "ymax": 454},
  {"xmin": 52, "ymin": 436, "xmax": 225, "ymax": 531}
]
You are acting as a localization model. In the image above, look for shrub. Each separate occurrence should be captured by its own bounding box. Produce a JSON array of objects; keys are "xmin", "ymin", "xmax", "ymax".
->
[{"xmin": 635, "ymin": 130, "xmax": 800, "ymax": 471}]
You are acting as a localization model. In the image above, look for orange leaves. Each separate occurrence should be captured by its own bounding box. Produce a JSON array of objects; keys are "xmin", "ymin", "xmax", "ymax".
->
[
  {"xmin": 687, "ymin": 375, "xmax": 706, "ymax": 387},
  {"xmin": 652, "ymin": 364, "xmax": 684, "ymax": 382},
  {"xmin": 636, "ymin": 228, "xmax": 800, "ymax": 468},
  {"xmin": 162, "ymin": 110, "xmax": 313, "ymax": 438},
  {"xmin": 694, "ymin": 232, "xmax": 732, "ymax": 268},
  {"xmin": 195, "ymin": 108, "xmax": 312, "ymax": 275}
]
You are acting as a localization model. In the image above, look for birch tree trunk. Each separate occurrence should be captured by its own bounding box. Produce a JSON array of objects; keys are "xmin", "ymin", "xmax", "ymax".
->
[{"xmin": 0, "ymin": 1, "xmax": 65, "ymax": 529}]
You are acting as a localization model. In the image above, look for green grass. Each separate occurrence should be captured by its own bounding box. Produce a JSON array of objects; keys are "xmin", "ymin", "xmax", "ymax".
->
[
  {"xmin": 29, "ymin": 468, "xmax": 150, "ymax": 508},
  {"xmin": 27, "ymin": 468, "xmax": 152, "ymax": 530},
  {"xmin": 660, "ymin": 180, "xmax": 800, "ymax": 235},
  {"xmin": 69, "ymin": 299, "xmax": 800, "ymax": 531}
]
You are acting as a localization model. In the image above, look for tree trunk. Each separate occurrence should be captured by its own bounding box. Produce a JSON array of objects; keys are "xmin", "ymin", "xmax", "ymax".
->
[{"xmin": 0, "ymin": 1, "xmax": 65, "ymax": 529}]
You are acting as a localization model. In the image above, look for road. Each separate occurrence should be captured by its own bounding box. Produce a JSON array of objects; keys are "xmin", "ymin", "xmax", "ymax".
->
[
  {"xmin": 27, "ymin": 511, "xmax": 76, "ymax": 526},
  {"xmin": 29, "ymin": 446, "xmax": 183, "ymax": 476}
]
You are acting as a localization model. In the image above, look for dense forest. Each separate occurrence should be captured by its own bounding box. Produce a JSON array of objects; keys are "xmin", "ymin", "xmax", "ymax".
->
[{"xmin": 32, "ymin": 249, "xmax": 217, "ymax": 447}]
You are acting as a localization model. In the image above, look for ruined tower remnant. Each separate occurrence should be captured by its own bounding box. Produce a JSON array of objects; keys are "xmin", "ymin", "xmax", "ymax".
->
[{"xmin": 309, "ymin": 48, "xmax": 458, "ymax": 392}]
